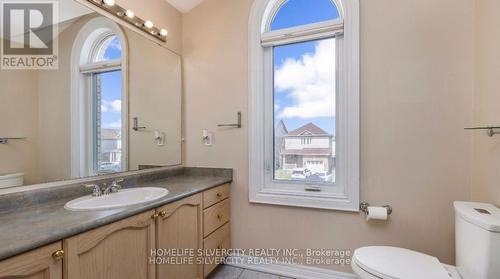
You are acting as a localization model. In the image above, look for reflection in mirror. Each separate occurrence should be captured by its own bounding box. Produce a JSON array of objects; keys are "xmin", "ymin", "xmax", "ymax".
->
[{"xmin": 0, "ymin": 0, "xmax": 182, "ymax": 188}]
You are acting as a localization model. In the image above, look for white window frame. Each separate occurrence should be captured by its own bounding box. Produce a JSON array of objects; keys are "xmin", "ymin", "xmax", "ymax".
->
[
  {"xmin": 70, "ymin": 17, "xmax": 129, "ymax": 178},
  {"xmin": 248, "ymin": 0, "xmax": 359, "ymax": 211}
]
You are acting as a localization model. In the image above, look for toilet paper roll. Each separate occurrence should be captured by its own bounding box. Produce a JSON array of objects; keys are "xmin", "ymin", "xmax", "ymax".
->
[{"xmin": 366, "ymin": 206, "xmax": 388, "ymax": 221}]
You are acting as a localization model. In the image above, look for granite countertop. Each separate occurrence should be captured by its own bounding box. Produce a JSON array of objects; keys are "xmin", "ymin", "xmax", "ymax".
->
[{"xmin": 0, "ymin": 170, "xmax": 232, "ymax": 261}]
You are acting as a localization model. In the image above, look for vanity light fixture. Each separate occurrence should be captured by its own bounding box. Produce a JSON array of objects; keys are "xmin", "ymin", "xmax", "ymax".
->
[
  {"xmin": 143, "ymin": 20, "xmax": 154, "ymax": 29},
  {"xmin": 102, "ymin": 0, "xmax": 115, "ymax": 7},
  {"xmin": 125, "ymin": 10, "xmax": 134, "ymax": 18},
  {"xmin": 86, "ymin": 0, "xmax": 167, "ymax": 42}
]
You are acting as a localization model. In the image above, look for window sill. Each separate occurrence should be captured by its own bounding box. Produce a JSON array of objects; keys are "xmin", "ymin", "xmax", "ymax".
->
[{"xmin": 249, "ymin": 189, "xmax": 359, "ymax": 212}]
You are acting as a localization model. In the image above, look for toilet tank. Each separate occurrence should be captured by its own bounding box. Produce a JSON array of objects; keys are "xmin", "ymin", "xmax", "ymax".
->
[{"xmin": 454, "ymin": 201, "xmax": 500, "ymax": 279}]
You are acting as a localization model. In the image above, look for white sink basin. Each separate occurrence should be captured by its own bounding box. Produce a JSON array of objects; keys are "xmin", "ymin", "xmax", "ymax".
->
[{"xmin": 65, "ymin": 187, "xmax": 168, "ymax": 211}]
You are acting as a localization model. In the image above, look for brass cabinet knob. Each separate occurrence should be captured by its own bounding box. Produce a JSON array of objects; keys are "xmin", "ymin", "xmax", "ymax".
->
[
  {"xmin": 152, "ymin": 210, "xmax": 167, "ymax": 219},
  {"xmin": 52, "ymin": 250, "xmax": 64, "ymax": 261},
  {"xmin": 158, "ymin": 210, "xmax": 167, "ymax": 218},
  {"xmin": 216, "ymin": 192, "xmax": 222, "ymax": 198},
  {"xmin": 216, "ymin": 214, "xmax": 222, "ymax": 220}
]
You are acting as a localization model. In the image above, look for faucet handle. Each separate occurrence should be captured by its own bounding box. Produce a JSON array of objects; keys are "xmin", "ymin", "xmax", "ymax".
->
[
  {"xmin": 111, "ymin": 179, "xmax": 123, "ymax": 187},
  {"xmin": 110, "ymin": 179, "xmax": 123, "ymax": 193},
  {"xmin": 84, "ymin": 184, "xmax": 102, "ymax": 197},
  {"xmin": 112, "ymin": 178, "xmax": 124, "ymax": 184}
]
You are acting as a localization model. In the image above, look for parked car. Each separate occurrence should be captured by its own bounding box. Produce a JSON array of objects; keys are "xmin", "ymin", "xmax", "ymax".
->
[
  {"xmin": 315, "ymin": 171, "xmax": 333, "ymax": 182},
  {"xmin": 99, "ymin": 162, "xmax": 121, "ymax": 172},
  {"xmin": 291, "ymin": 168, "xmax": 312, "ymax": 180},
  {"xmin": 306, "ymin": 173, "xmax": 325, "ymax": 182}
]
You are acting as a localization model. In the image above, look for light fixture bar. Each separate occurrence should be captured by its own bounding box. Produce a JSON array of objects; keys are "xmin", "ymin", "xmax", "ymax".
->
[{"xmin": 86, "ymin": 0, "xmax": 168, "ymax": 42}]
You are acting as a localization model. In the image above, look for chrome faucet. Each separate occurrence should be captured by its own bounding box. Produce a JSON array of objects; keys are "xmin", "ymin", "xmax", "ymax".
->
[
  {"xmin": 84, "ymin": 178, "xmax": 124, "ymax": 197},
  {"xmin": 84, "ymin": 184, "xmax": 103, "ymax": 197},
  {"xmin": 102, "ymin": 179, "xmax": 124, "ymax": 195}
]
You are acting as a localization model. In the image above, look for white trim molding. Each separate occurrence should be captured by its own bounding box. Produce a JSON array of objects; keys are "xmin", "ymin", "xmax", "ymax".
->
[
  {"xmin": 226, "ymin": 255, "xmax": 356, "ymax": 279},
  {"xmin": 248, "ymin": 0, "xmax": 360, "ymax": 211}
]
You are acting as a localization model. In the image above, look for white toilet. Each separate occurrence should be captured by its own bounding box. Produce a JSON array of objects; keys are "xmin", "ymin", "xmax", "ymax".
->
[{"xmin": 352, "ymin": 201, "xmax": 500, "ymax": 279}]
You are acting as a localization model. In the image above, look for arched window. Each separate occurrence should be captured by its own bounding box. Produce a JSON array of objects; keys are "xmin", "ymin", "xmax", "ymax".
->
[
  {"xmin": 249, "ymin": 0, "xmax": 359, "ymax": 211},
  {"xmin": 71, "ymin": 17, "xmax": 128, "ymax": 177},
  {"xmin": 92, "ymin": 34, "xmax": 122, "ymax": 62},
  {"xmin": 270, "ymin": 0, "xmax": 341, "ymax": 31}
]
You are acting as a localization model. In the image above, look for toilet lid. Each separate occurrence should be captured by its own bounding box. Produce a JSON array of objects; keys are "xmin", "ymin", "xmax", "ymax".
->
[{"xmin": 352, "ymin": 246, "xmax": 451, "ymax": 279}]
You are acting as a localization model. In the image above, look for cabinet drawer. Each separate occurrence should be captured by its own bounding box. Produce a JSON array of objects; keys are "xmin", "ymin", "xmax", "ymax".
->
[
  {"xmin": 203, "ymin": 223, "xmax": 230, "ymax": 277},
  {"xmin": 203, "ymin": 199, "xmax": 229, "ymax": 237},
  {"xmin": 203, "ymin": 184, "xmax": 230, "ymax": 209}
]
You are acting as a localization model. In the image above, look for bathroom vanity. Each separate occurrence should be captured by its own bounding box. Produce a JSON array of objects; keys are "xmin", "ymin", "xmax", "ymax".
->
[{"xmin": 0, "ymin": 167, "xmax": 232, "ymax": 279}]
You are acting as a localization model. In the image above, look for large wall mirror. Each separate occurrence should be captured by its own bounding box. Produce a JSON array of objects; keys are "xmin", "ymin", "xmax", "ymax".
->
[{"xmin": 0, "ymin": 0, "xmax": 182, "ymax": 188}]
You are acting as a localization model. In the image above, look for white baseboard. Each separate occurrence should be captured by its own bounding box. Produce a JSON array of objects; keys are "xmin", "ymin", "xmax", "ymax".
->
[{"xmin": 226, "ymin": 255, "xmax": 356, "ymax": 279}]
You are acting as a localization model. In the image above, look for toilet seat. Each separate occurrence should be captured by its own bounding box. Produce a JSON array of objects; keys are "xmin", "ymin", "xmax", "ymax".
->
[{"xmin": 351, "ymin": 246, "xmax": 452, "ymax": 279}]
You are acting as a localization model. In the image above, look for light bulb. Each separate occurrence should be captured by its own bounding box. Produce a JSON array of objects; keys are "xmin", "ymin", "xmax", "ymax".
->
[
  {"xmin": 159, "ymin": 29, "xmax": 168, "ymax": 37},
  {"xmin": 144, "ymin": 20, "xmax": 154, "ymax": 29},
  {"xmin": 125, "ymin": 10, "xmax": 134, "ymax": 18},
  {"xmin": 102, "ymin": 0, "xmax": 115, "ymax": 6}
]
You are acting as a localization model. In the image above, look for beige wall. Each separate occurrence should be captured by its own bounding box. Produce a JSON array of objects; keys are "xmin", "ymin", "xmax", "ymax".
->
[
  {"xmin": 36, "ymin": 18, "xmax": 82, "ymax": 183},
  {"xmin": 471, "ymin": 0, "xmax": 500, "ymax": 204},
  {"xmin": 182, "ymin": 0, "xmax": 475, "ymax": 272},
  {"xmin": 0, "ymin": 70, "xmax": 39, "ymax": 184},
  {"xmin": 128, "ymin": 30, "xmax": 182, "ymax": 169}
]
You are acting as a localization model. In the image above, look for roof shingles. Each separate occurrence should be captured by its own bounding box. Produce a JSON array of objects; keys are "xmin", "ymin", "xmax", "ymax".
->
[{"xmin": 288, "ymin": 123, "xmax": 328, "ymax": 136}]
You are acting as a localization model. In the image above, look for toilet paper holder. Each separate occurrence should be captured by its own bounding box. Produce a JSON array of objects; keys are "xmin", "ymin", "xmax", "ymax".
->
[{"xmin": 360, "ymin": 202, "xmax": 393, "ymax": 215}]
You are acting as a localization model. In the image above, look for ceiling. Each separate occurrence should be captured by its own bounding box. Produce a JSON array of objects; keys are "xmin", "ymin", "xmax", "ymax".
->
[{"xmin": 165, "ymin": 0, "xmax": 205, "ymax": 13}]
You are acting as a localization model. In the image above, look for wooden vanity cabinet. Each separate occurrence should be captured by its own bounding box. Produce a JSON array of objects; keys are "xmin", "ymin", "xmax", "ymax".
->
[
  {"xmin": 0, "ymin": 184, "xmax": 230, "ymax": 279},
  {"xmin": 155, "ymin": 193, "xmax": 203, "ymax": 279},
  {"xmin": 63, "ymin": 210, "xmax": 156, "ymax": 279},
  {"xmin": 0, "ymin": 242, "xmax": 63, "ymax": 279}
]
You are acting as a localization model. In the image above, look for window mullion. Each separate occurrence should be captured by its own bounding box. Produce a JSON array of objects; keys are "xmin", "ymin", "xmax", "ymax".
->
[
  {"xmin": 261, "ymin": 20, "xmax": 344, "ymax": 47},
  {"xmin": 80, "ymin": 59, "xmax": 122, "ymax": 74}
]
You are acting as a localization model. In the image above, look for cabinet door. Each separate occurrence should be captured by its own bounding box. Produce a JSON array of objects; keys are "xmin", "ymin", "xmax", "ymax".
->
[
  {"xmin": 64, "ymin": 210, "xmax": 156, "ymax": 279},
  {"xmin": 0, "ymin": 242, "xmax": 63, "ymax": 279},
  {"xmin": 156, "ymin": 194, "xmax": 203, "ymax": 279}
]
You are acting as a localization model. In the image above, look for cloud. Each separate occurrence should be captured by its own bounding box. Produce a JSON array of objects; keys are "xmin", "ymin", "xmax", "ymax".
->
[
  {"xmin": 107, "ymin": 37, "xmax": 122, "ymax": 52},
  {"xmin": 101, "ymin": 100, "xmax": 121, "ymax": 113},
  {"xmin": 103, "ymin": 37, "xmax": 122, "ymax": 59},
  {"xmin": 275, "ymin": 39, "xmax": 336, "ymax": 119},
  {"xmin": 103, "ymin": 120, "xmax": 122, "ymax": 129}
]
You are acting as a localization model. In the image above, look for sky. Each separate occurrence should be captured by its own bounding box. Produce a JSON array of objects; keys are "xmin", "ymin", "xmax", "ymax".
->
[
  {"xmin": 272, "ymin": 0, "xmax": 339, "ymax": 135},
  {"xmin": 100, "ymin": 70, "xmax": 122, "ymax": 129},
  {"xmin": 98, "ymin": 36, "xmax": 122, "ymax": 130}
]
